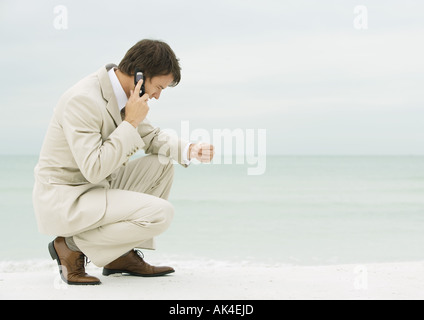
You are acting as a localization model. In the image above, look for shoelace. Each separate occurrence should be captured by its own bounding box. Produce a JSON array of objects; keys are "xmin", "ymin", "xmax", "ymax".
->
[
  {"xmin": 134, "ymin": 249, "xmax": 145, "ymax": 260},
  {"xmin": 76, "ymin": 253, "xmax": 91, "ymax": 268}
]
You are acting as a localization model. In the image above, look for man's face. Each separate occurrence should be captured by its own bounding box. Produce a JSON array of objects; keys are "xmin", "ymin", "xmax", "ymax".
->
[{"xmin": 144, "ymin": 74, "xmax": 174, "ymax": 100}]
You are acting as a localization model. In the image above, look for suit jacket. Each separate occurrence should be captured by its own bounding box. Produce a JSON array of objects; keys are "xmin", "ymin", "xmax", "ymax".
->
[{"xmin": 33, "ymin": 64, "xmax": 187, "ymax": 236}]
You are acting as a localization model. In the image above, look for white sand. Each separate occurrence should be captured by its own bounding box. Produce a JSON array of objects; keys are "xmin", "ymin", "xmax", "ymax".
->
[{"xmin": 0, "ymin": 259, "xmax": 423, "ymax": 300}]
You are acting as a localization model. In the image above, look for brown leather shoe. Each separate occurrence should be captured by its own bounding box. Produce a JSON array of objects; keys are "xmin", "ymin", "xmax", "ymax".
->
[
  {"xmin": 48, "ymin": 237, "xmax": 101, "ymax": 285},
  {"xmin": 102, "ymin": 249, "xmax": 175, "ymax": 277}
]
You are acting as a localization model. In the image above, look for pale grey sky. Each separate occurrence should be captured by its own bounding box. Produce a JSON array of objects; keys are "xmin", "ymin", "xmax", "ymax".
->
[{"xmin": 0, "ymin": 0, "xmax": 423, "ymax": 155}]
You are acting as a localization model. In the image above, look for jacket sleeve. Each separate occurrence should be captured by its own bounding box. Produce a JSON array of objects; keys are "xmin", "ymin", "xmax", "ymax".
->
[
  {"xmin": 137, "ymin": 118, "xmax": 189, "ymax": 168},
  {"xmin": 61, "ymin": 94, "xmax": 145, "ymax": 184}
]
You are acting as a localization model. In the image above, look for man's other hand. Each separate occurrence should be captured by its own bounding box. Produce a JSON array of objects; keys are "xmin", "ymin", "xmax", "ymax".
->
[{"xmin": 188, "ymin": 143, "xmax": 215, "ymax": 163}]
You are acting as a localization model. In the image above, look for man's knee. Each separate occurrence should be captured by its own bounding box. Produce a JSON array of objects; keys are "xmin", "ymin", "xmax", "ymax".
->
[
  {"xmin": 131, "ymin": 198, "xmax": 174, "ymax": 235},
  {"xmin": 150, "ymin": 199, "xmax": 174, "ymax": 229},
  {"xmin": 161, "ymin": 199, "xmax": 175, "ymax": 225}
]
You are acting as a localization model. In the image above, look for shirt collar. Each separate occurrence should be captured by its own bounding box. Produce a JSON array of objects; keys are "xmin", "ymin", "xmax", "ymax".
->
[{"xmin": 107, "ymin": 67, "xmax": 128, "ymax": 111}]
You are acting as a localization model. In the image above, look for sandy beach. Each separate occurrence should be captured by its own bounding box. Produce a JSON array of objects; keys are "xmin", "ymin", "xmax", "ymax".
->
[{"xmin": 0, "ymin": 259, "xmax": 423, "ymax": 300}]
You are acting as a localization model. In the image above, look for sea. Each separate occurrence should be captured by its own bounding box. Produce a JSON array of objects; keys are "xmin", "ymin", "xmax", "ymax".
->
[{"xmin": 0, "ymin": 155, "xmax": 423, "ymax": 266}]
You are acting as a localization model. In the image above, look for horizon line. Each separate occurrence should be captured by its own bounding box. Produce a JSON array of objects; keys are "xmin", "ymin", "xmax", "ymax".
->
[{"xmin": 1, "ymin": 153, "xmax": 423, "ymax": 157}]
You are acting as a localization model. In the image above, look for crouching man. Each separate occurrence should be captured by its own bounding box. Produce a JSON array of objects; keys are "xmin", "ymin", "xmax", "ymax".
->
[{"xmin": 33, "ymin": 39, "xmax": 214, "ymax": 285}]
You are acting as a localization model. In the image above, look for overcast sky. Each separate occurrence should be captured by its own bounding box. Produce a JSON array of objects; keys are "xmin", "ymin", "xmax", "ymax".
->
[{"xmin": 0, "ymin": 0, "xmax": 423, "ymax": 155}]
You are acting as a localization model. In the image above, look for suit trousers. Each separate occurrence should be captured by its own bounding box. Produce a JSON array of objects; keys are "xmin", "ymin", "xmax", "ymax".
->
[{"xmin": 72, "ymin": 154, "xmax": 175, "ymax": 267}]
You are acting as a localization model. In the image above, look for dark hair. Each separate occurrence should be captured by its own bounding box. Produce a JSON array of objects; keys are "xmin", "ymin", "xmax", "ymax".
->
[{"xmin": 118, "ymin": 39, "xmax": 181, "ymax": 87}]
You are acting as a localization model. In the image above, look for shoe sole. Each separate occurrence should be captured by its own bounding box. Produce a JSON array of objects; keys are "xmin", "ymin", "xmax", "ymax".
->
[
  {"xmin": 102, "ymin": 268, "xmax": 175, "ymax": 277},
  {"xmin": 48, "ymin": 240, "xmax": 101, "ymax": 286}
]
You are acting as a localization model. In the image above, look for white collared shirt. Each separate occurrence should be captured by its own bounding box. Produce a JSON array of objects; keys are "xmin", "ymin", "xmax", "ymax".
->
[
  {"xmin": 107, "ymin": 67, "xmax": 192, "ymax": 164},
  {"xmin": 108, "ymin": 67, "xmax": 129, "ymax": 112}
]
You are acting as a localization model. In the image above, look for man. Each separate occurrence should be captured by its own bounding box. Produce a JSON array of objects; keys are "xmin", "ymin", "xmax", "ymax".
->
[{"xmin": 33, "ymin": 39, "xmax": 214, "ymax": 285}]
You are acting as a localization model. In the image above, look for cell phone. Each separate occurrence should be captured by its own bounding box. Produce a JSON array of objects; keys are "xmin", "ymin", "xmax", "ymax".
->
[{"xmin": 134, "ymin": 68, "xmax": 145, "ymax": 97}]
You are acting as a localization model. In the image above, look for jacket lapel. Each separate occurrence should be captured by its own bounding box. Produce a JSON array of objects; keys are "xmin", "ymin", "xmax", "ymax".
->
[{"xmin": 98, "ymin": 63, "xmax": 122, "ymax": 127}]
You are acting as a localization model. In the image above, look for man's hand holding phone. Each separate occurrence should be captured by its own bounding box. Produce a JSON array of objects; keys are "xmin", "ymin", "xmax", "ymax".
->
[{"xmin": 125, "ymin": 79, "xmax": 150, "ymax": 128}]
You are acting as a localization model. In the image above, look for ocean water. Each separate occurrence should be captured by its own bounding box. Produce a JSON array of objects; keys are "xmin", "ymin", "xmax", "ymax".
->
[{"xmin": 0, "ymin": 155, "xmax": 423, "ymax": 266}]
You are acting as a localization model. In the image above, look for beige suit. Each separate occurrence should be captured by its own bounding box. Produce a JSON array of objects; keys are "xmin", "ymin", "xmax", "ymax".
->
[{"xmin": 33, "ymin": 64, "xmax": 187, "ymax": 266}]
